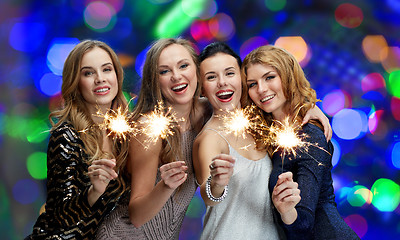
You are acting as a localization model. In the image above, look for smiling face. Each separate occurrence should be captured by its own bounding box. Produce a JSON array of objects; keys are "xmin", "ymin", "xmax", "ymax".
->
[
  {"xmin": 246, "ymin": 63, "xmax": 287, "ymax": 121},
  {"xmin": 157, "ymin": 43, "xmax": 198, "ymax": 107},
  {"xmin": 78, "ymin": 47, "xmax": 118, "ymax": 115},
  {"xmin": 200, "ymin": 53, "xmax": 242, "ymax": 113}
]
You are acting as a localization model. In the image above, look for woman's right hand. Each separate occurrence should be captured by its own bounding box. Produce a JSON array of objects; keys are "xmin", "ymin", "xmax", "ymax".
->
[
  {"xmin": 88, "ymin": 158, "xmax": 118, "ymax": 194},
  {"xmin": 209, "ymin": 154, "xmax": 235, "ymax": 188},
  {"xmin": 159, "ymin": 161, "xmax": 188, "ymax": 190}
]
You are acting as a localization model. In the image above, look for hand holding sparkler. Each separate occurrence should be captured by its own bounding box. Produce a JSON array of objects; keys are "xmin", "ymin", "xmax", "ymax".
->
[
  {"xmin": 87, "ymin": 158, "xmax": 118, "ymax": 206},
  {"xmin": 208, "ymin": 154, "xmax": 235, "ymax": 189},
  {"xmin": 159, "ymin": 161, "xmax": 188, "ymax": 190},
  {"xmin": 271, "ymin": 171, "xmax": 301, "ymax": 225}
]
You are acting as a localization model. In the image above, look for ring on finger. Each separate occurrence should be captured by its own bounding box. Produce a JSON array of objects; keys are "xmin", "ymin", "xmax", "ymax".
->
[{"xmin": 209, "ymin": 164, "xmax": 214, "ymax": 170}]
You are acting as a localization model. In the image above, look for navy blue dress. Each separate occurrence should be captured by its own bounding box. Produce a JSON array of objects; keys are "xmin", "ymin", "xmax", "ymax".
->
[{"xmin": 269, "ymin": 123, "xmax": 359, "ymax": 240}]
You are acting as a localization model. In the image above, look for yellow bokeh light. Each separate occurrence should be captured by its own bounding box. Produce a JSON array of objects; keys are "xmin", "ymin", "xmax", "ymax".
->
[
  {"xmin": 274, "ymin": 36, "xmax": 309, "ymax": 66},
  {"xmin": 362, "ymin": 35, "xmax": 388, "ymax": 63}
]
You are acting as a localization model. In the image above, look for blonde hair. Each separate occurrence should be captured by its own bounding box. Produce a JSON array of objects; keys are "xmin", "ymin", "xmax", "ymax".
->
[
  {"xmin": 50, "ymin": 39, "xmax": 129, "ymax": 184},
  {"xmin": 241, "ymin": 45, "xmax": 320, "ymax": 154},
  {"xmin": 131, "ymin": 38, "xmax": 201, "ymax": 164}
]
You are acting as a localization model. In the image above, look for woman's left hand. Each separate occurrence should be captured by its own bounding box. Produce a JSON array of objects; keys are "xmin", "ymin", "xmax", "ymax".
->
[{"xmin": 302, "ymin": 105, "xmax": 332, "ymax": 141}]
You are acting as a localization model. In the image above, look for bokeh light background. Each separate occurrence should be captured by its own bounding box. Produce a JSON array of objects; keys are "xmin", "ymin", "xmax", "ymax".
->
[{"xmin": 1, "ymin": 0, "xmax": 399, "ymax": 239}]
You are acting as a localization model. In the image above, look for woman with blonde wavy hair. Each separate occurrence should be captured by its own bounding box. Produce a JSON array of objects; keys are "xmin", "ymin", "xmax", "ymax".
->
[
  {"xmin": 96, "ymin": 38, "xmax": 211, "ymax": 239},
  {"xmin": 26, "ymin": 39, "xmax": 130, "ymax": 239},
  {"xmin": 242, "ymin": 45, "xmax": 359, "ymax": 239}
]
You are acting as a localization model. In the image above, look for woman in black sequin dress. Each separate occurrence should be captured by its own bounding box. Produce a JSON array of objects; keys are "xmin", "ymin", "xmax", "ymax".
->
[{"xmin": 25, "ymin": 40, "xmax": 130, "ymax": 240}]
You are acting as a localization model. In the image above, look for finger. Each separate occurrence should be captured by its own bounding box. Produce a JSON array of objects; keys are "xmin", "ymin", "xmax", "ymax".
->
[
  {"xmin": 212, "ymin": 154, "xmax": 236, "ymax": 165},
  {"xmin": 89, "ymin": 167, "xmax": 118, "ymax": 180},
  {"xmin": 301, "ymin": 114, "xmax": 310, "ymax": 126},
  {"xmin": 277, "ymin": 171, "xmax": 293, "ymax": 183},
  {"xmin": 160, "ymin": 161, "xmax": 186, "ymax": 172},
  {"xmin": 211, "ymin": 159, "xmax": 236, "ymax": 170},
  {"xmin": 92, "ymin": 159, "xmax": 116, "ymax": 168}
]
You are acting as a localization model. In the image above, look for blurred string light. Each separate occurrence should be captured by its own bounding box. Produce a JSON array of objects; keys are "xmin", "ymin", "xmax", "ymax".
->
[
  {"xmin": 322, "ymin": 89, "xmax": 352, "ymax": 116},
  {"xmin": 388, "ymin": 70, "xmax": 400, "ymax": 98},
  {"xmin": 344, "ymin": 214, "xmax": 368, "ymax": 238},
  {"xmin": 239, "ymin": 36, "xmax": 268, "ymax": 60},
  {"xmin": 332, "ymin": 108, "xmax": 368, "ymax": 140},
  {"xmin": 264, "ymin": 0, "xmax": 286, "ymax": 11},
  {"xmin": 39, "ymin": 73, "xmax": 62, "ymax": 97},
  {"xmin": 185, "ymin": 190, "xmax": 206, "ymax": 218},
  {"xmin": 347, "ymin": 185, "xmax": 372, "ymax": 207},
  {"xmin": 362, "ymin": 35, "xmax": 388, "ymax": 63},
  {"xmin": 26, "ymin": 152, "xmax": 47, "ymax": 180},
  {"xmin": 46, "ymin": 38, "xmax": 80, "ymax": 76},
  {"xmin": 84, "ymin": 1, "xmax": 117, "ymax": 32},
  {"xmin": 274, "ymin": 36, "xmax": 311, "ymax": 67},
  {"xmin": 154, "ymin": 0, "xmax": 209, "ymax": 38},
  {"xmin": 331, "ymin": 138, "xmax": 341, "ymax": 168},
  {"xmin": 85, "ymin": 0, "xmax": 125, "ymax": 12},
  {"xmin": 208, "ymin": 13, "xmax": 235, "ymax": 41},
  {"xmin": 334, "ymin": 3, "xmax": 364, "ymax": 28},
  {"xmin": 380, "ymin": 46, "xmax": 400, "ymax": 73},
  {"xmin": 12, "ymin": 179, "xmax": 39, "ymax": 205},
  {"xmin": 371, "ymin": 178, "xmax": 400, "ymax": 212},
  {"xmin": 391, "ymin": 142, "xmax": 400, "ymax": 169},
  {"xmin": 361, "ymin": 72, "xmax": 386, "ymax": 92},
  {"xmin": 9, "ymin": 21, "xmax": 46, "ymax": 52},
  {"xmin": 391, "ymin": 97, "xmax": 400, "ymax": 121}
]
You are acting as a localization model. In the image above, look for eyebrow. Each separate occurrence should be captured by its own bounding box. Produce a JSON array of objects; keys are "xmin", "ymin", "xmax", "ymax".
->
[
  {"xmin": 204, "ymin": 66, "xmax": 236, "ymax": 75},
  {"xmin": 246, "ymin": 70, "xmax": 274, "ymax": 82},
  {"xmin": 158, "ymin": 59, "xmax": 190, "ymax": 68},
  {"xmin": 80, "ymin": 62, "xmax": 113, "ymax": 71}
]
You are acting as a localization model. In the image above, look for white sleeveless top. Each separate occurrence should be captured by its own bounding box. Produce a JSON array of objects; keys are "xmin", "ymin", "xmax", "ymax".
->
[{"xmin": 200, "ymin": 128, "xmax": 281, "ymax": 240}]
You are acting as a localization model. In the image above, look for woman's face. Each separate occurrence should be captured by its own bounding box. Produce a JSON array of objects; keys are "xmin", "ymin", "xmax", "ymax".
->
[
  {"xmin": 78, "ymin": 47, "xmax": 118, "ymax": 115},
  {"xmin": 157, "ymin": 44, "xmax": 197, "ymax": 107},
  {"xmin": 246, "ymin": 63, "xmax": 287, "ymax": 121},
  {"xmin": 200, "ymin": 53, "xmax": 242, "ymax": 114}
]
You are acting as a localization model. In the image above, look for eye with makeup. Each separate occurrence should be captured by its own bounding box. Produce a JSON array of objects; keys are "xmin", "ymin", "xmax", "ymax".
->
[
  {"xmin": 205, "ymin": 74, "xmax": 217, "ymax": 81},
  {"xmin": 82, "ymin": 69, "xmax": 95, "ymax": 77},
  {"xmin": 247, "ymin": 81, "xmax": 257, "ymax": 88},
  {"xmin": 159, "ymin": 69, "xmax": 169, "ymax": 75},
  {"xmin": 179, "ymin": 63, "xmax": 189, "ymax": 69}
]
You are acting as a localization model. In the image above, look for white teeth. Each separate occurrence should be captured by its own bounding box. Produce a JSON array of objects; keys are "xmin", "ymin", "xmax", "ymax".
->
[
  {"xmin": 261, "ymin": 95, "xmax": 274, "ymax": 103},
  {"xmin": 172, "ymin": 84, "xmax": 187, "ymax": 91},
  {"xmin": 216, "ymin": 91, "xmax": 233, "ymax": 97},
  {"xmin": 96, "ymin": 88, "xmax": 109, "ymax": 93}
]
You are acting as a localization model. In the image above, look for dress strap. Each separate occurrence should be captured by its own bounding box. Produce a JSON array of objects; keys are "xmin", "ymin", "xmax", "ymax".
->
[{"xmin": 203, "ymin": 128, "xmax": 230, "ymax": 146}]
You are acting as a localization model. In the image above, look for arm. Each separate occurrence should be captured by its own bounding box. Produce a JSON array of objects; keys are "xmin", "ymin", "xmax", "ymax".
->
[
  {"xmin": 281, "ymin": 125, "xmax": 331, "ymax": 234},
  {"xmin": 303, "ymin": 105, "xmax": 332, "ymax": 141},
  {"xmin": 193, "ymin": 132, "xmax": 235, "ymax": 206},
  {"xmin": 128, "ymin": 131, "xmax": 187, "ymax": 228}
]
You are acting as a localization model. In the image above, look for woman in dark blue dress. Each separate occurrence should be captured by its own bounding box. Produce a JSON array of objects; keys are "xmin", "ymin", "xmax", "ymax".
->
[{"xmin": 242, "ymin": 45, "xmax": 360, "ymax": 240}]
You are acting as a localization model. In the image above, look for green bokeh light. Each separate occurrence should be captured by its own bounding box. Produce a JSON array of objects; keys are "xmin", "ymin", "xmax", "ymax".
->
[
  {"xmin": 27, "ymin": 152, "xmax": 47, "ymax": 180},
  {"xmin": 388, "ymin": 70, "xmax": 400, "ymax": 98},
  {"xmin": 26, "ymin": 119, "xmax": 50, "ymax": 143},
  {"xmin": 181, "ymin": 0, "xmax": 207, "ymax": 18},
  {"xmin": 265, "ymin": 0, "xmax": 286, "ymax": 11},
  {"xmin": 347, "ymin": 185, "xmax": 371, "ymax": 207},
  {"xmin": 371, "ymin": 178, "xmax": 400, "ymax": 212},
  {"xmin": 154, "ymin": 0, "xmax": 194, "ymax": 38}
]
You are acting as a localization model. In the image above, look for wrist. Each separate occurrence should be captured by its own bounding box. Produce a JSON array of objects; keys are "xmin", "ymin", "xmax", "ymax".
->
[
  {"xmin": 205, "ymin": 176, "xmax": 228, "ymax": 202},
  {"xmin": 280, "ymin": 208, "xmax": 297, "ymax": 225}
]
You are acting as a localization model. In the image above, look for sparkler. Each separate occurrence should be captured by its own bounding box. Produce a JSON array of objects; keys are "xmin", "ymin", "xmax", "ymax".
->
[
  {"xmin": 98, "ymin": 106, "xmax": 137, "ymax": 140},
  {"xmin": 219, "ymin": 105, "xmax": 260, "ymax": 139},
  {"xmin": 266, "ymin": 117, "xmax": 329, "ymax": 172},
  {"xmin": 139, "ymin": 101, "xmax": 182, "ymax": 148}
]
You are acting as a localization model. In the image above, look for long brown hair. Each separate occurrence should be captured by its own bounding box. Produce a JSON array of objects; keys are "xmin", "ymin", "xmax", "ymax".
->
[
  {"xmin": 241, "ymin": 45, "xmax": 320, "ymax": 154},
  {"xmin": 50, "ymin": 39, "xmax": 129, "ymax": 183},
  {"xmin": 131, "ymin": 38, "xmax": 201, "ymax": 164}
]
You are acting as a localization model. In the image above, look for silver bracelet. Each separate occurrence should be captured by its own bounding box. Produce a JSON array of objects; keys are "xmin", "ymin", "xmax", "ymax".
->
[{"xmin": 205, "ymin": 175, "xmax": 228, "ymax": 202}]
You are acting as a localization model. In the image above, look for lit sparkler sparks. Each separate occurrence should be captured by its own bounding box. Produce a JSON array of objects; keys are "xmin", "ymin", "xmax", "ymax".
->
[
  {"xmin": 267, "ymin": 117, "xmax": 329, "ymax": 171},
  {"xmin": 99, "ymin": 106, "xmax": 136, "ymax": 140},
  {"xmin": 139, "ymin": 101, "xmax": 182, "ymax": 147},
  {"xmin": 219, "ymin": 105, "xmax": 260, "ymax": 138}
]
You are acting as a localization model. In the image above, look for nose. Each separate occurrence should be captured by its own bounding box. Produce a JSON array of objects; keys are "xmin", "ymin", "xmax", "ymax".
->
[
  {"xmin": 257, "ymin": 81, "xmax": 267, "ymax": 94},
  {"xmin": 217, "ymin": 76, "xmax": 228, "ymax": 87},
  {"xmin": 95, "ymin": 72, "xmax": 106, "ymax": 84},
  {"xmin": 171, "ymin": 70, "xmax": 182, "ymax": 82}
]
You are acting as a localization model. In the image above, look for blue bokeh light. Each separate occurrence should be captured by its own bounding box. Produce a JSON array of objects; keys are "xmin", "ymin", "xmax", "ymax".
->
[{"xmin": 46, "ymin": 38, "xmax": 80, "ymax": 76}]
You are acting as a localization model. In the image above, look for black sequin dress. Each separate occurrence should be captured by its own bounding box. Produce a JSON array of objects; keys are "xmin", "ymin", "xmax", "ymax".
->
[{"xmin": 25, "ymin": 122, "xmax": 127, "ymax": 240}]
